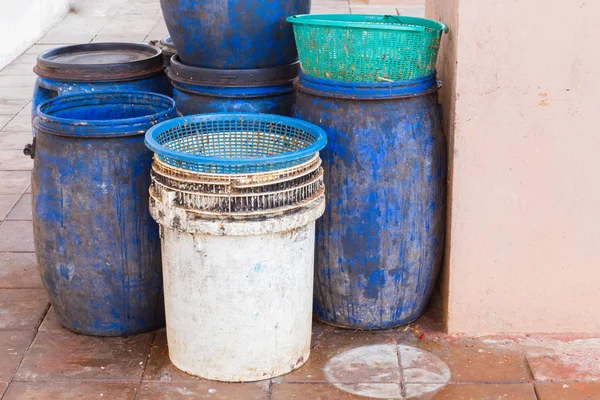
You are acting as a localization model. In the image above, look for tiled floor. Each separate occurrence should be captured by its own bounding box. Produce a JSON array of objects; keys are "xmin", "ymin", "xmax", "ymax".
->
[{"xmin": 1, "ymin": 0, "xmax": 600, "ymax": 399}]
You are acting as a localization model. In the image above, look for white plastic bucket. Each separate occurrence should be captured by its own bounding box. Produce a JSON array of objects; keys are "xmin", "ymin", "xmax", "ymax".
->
[{"xmin": 151, "ymin": 190, "xmax": 325, "ymax": 382}]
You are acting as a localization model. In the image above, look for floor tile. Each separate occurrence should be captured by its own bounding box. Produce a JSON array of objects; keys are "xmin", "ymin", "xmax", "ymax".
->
[
  {"xmin": 0, "ymin": 132, "xmax": 33, "ymax": 151},
  {"xmin": 15, "ymin": 330, "xmax": 154, "ymax": 382},
  {"xmin": 2, "ymin": 117, "xmax": 31, "ymax": 132},
  {"xmin": 522, "ymin": 338, "xmax": 600, "ymax": 382},
  {"xmin": 0, "ymin": 150, "xmax": 34, "ymax": 170},
  {"xmin": 271, "ymin": 383, "xmax": 400, "ymax": 400},
  {"xmin": 3, "ymin": 381, "xmax": 137, "ymax": 400},
  {"xmin": 396, "ymin": 6, "xmax": 425, "ymax": 17},
  {"xmin": 0, "ymin": 100, "xmax": 29, "ymax": 115},
  {"xmin": 37, "ymin": 31, "xmax": 96, "ymax": 45},
  {"xmin": 397, "ymin": 334, "xmax": 530, "ymax": 383},
  {"xmin": 92, "ymin": 34, "xmax": 148, "ymax": 42},
  {"xmin": 138, "ymin": 381, "xmax": 269, "ymax": 400},
  {"xmin": 0, "ymin": 253, "xmax": 42, "ymax": 289},
  {"xmin": 535, "ymin": 382, "xmax": 600, "ymax": 400},
  {"xmin": 0, "ymin": 289, "xmax": 48, "ymax": 330},
  {"xmin": 0, "ymin": 221, "xmax": 34, "ymax": 252},
  {"xmin": 0, "ymin": 115, "xmax": 13, "ymax": 130},
  {"xmin": 37, "ymin": 307, "xmax": 64, "ymax": 332},
  {"xmin": 1, "ymin": 382, "xmax": 7, "ymax": 397},
  {"xmin": 0, "ymin": 330, "xmax": 36, "ymax": 381},
  {"xmin": 143, "ymin": 328, "xmax": 202, "ymax": 382},
  {"xmin": 0, "ymin": 87, "xmax": 35, "ymax": 101},
  {"xmin": 0, "ymin": 75, "xmax": 37, "ymax": 88},
  {"xmin": 0, "ymin": 171, "xmax": 30, "ymax": 195},
  {"xmin": 6, "ymin": 194, "xmax": 31, "ymax": 220},
  {"xmin": 405, "ymin": 383, "xmax": 537, "ymax": 400},
  {"xmin": 274, "ymin": 330, "xmax": 397, "ymax": 383},
  {"xmin": 0, "ymin": 194, "xmax": 19, "ymax": 220}
]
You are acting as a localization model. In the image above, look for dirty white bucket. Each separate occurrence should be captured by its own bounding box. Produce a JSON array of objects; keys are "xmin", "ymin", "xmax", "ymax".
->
[
  {"xmin": 145, "ymin": 114, "xmax": 328, "ymax": 381},
  {"xmin": 151, "ymin": 191, "xmax": 325, "ymax": 381}
]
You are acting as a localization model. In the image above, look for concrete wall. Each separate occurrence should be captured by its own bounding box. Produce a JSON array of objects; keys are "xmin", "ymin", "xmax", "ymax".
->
[
  {"xmin": 427, "ymin": 0, "xmax": 600, "ymax": 334},
  {"xmin": 0, "ymin": 0, "xmax": 70, "ymax": 69}
]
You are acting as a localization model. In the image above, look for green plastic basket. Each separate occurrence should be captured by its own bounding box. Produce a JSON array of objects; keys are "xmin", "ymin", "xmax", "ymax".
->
[{"xmin": 287, "ymin": 14, "xmax": 448, "ymax": 82}]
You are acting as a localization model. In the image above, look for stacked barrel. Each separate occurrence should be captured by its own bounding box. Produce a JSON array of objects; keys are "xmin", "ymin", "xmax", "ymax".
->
[
  {"xmin": 159, "ymin": 0, "xmax": 309, "ymax": 116},
  {"xmin": 288, "ymin": 14, "xmax": 449, "ymax": 330}
]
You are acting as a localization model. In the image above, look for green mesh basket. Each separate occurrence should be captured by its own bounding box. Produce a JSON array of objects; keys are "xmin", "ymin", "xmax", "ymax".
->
[{"xmin": 287, "ymin": 14, "xmax": 448, "ymax": 82}]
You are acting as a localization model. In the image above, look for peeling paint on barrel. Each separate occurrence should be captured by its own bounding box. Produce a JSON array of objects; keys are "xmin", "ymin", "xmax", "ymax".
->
[{"xmin": 295, "ymin": 83, "xmax": 447, "ymax": 329}]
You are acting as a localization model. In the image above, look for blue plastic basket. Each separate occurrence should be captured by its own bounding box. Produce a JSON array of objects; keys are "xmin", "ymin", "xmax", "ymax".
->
[{"xmin": 144, "ymin": 113, "xmax": 328, "ymax": 174}]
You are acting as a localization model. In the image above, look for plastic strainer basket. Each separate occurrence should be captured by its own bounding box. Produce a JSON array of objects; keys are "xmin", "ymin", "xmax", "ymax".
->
[
  {"xmin": 287, "ymin": 14, "xmax": 448, "ymax": 82},
  {"xmin": 145, "ymin": 113, "xmax": 328, "ymax": 174}
]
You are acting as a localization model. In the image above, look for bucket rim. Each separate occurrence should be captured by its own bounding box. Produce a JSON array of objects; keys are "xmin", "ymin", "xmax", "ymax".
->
[{"xmin": 34, "ymin": 91, "xmax": 176, "ymax": 137}]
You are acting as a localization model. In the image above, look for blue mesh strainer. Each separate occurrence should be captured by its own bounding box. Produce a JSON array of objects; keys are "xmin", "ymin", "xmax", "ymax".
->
[{"xmin": 144, "ymin": 113, "xmax": 327, "ymax": 174}]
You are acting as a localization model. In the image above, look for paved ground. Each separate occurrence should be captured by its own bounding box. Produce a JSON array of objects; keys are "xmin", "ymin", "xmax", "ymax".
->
[{"xmin": 1, "ymin": 0, "xmax": 600, "ymax": 399}]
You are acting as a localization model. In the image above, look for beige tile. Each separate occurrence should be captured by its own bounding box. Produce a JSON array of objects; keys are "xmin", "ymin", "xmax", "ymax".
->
[
  {"xmin": 0, "ymin": 150, "xmax": 34, "ymax": 171},
  {"xmin": 0, "ymin": 171, "xmax": 31, "ymax": 195},
  {"xmin": 0, "ymin": 76, "xmax": 37, "ymax": 87},
  {"xmin": 0, "ymin": 194, "xmax": 19, "ymax": 220},
  {"xmin": 0, "ymin": 100, "xmax": 29, "ymax": 115},
  {"xmin": 0, "ymin": 220, "xmax": 35, "ymax": 252},
  {"xmin": 0, "ymin": 131, "xmax": 33, "ymax": 151},
  {"xmin": 6, "ymin": 193, "xmax": 31, "ymax": 220},
  {"xmin": 37, "ymin": 30, "xmax": 96, "ymax": 45},
  {"xmin": 2, "ymin": 117, "xmax": 31, "ymax": 133}
]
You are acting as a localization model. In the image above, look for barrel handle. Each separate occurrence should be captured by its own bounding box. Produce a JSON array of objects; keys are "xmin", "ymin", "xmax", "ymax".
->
[
  {"xmin": 23, "ymin": 137, "xmax": 36, "ymax": 159},
  {"xmin": 35, "ymin": 79, "xmax": 62, "ymax": 107}
]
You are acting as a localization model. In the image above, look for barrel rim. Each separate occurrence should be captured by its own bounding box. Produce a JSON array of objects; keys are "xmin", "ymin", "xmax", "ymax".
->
[
  {"xmin": 168, "ymin": 56, "xmax": 300, "ymax": 87},
  {"xmin": 144, "ymin": 113, "xmax": 327, "ymax": 169},
  {"xmin": 171, "ymin": 80, "xmax": 295, "ymax": 98},
  {"xmin": 34, "ymin": 91, "xmax": 176, "ymax": 138},
  {"xmin": 296, "ymin": 71, "xmax": 440, "ymax": 99},
  {"xmin": 35, "ymin": 42, "xmax": 165, "ymax": 82}
]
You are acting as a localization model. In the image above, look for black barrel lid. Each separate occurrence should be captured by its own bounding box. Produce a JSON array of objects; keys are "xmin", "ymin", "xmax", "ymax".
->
[
  {"xmin": 167, "ymin": 55, "xmax": 299, "ymax": 87},
  {"xmin": 34, "ymin": 42, "xmax": 165, "ymax": 82}
]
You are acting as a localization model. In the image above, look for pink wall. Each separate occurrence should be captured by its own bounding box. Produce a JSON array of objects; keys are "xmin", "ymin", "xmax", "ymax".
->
[{"xmin": 427, "ymin": 0, "xmax": 600, "ymax": 334}]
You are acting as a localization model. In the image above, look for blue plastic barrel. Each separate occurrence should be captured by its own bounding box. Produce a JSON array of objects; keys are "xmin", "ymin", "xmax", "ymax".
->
[
  {"xmin": 30, "ymin": 92, "xmax": 176, "ymax": 336},
  {"xmin": 33, "ymin": 43, "xmax": 171, "ymax": 120},
  {"xmin": 160, "ymin": 0, "xmax": 310, "ymax": 68},
  {"xmin": 168, "ymin": 56, "xmax": 297, "ymax": 116},
  {"xmin": 294, "ymin": 73, "xmax": 447, "ymax": 329}
]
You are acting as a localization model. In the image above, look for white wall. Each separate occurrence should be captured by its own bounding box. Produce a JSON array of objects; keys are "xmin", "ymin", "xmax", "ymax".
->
[{"xmin": 0, "ymin": 0, "xmax": 70, "ymax": 69}]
